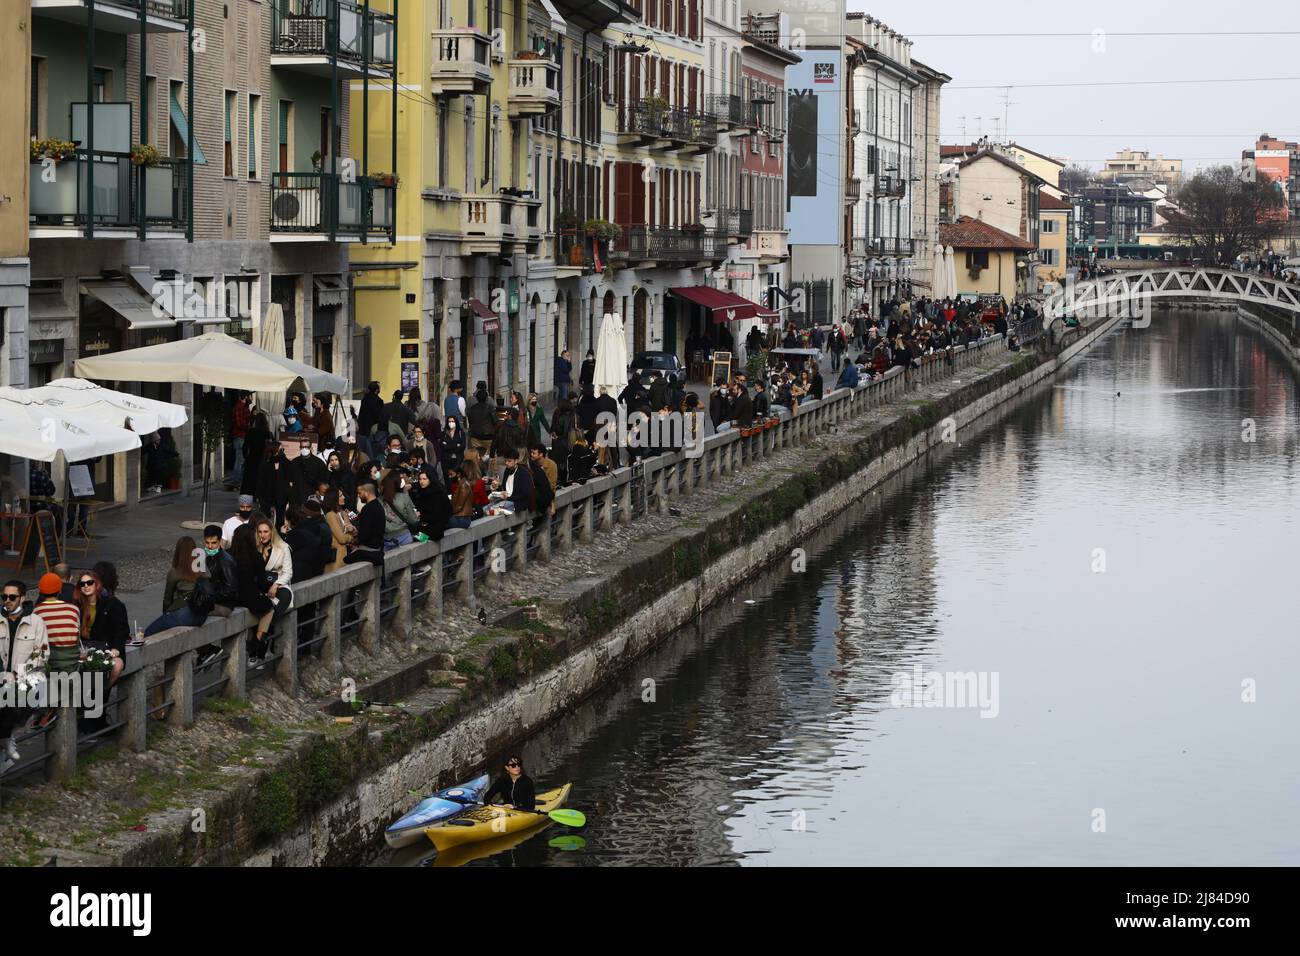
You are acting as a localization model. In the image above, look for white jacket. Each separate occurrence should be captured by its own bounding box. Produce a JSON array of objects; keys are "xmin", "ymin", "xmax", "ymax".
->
[
  {"xmin": 1, "ymin": 608, "xmax": 50, "ymax": 682},
  {"xmin": 262, "ymin": 538, "xmax": 294, "ymax": 588}
]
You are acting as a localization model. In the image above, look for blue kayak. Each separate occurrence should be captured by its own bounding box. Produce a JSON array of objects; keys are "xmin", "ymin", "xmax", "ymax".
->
[{"xmin": 385, "ymin": 774, "xmax": 490, "ymax": 848}]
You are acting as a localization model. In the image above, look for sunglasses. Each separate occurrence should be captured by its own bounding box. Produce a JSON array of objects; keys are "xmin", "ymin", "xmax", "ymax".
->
[
  {"xmin": 505, "ymin": 761, "xmax": 520, "ymax": 768},
  {"xmin": 78, "ymin": 580, "xmax": 96, "ymax": 588},
  {"xmin": 2, "ymin": 593, "xmax": 21, "ymax": 601}
]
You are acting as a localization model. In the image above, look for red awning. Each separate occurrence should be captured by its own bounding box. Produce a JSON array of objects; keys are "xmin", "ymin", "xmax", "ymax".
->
[
  {"xmin": 482, "ymin": 317, "xmax": 500, "ymax": 333},
  {"xmin": 465, "ymin": 297, "xmax": 495, "ymax": 319},
  {"xmin": 669, "ymin": 286, "xmax": 777, "ymax": 324}
]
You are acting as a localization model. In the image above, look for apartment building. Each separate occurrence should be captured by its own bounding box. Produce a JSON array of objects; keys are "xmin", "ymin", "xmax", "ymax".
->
[
  {"xmin": 909, "ymin": 59, "xmax": 949, "ymax": 297},
  {"xmin": 703, "ymin": 10, "xmax": 797, "ymax": 350},
  {"xmin": 1, "ymin": 0, "xmax": 30, "ymax": 411},
  {"xmin": 1242, "ymin": 134, "xmax": 1300, "ymax": 222},
  {"xmin": 845, "ymin": 13, "xmax": 920, "ymax": 317},
  {"xmin": 17, "ymin": 0, "xmax": 395, "ymax": 506},
  {"xmin": 1099, "ymin": 148, "xmax": 1182, "ymax": 189}
]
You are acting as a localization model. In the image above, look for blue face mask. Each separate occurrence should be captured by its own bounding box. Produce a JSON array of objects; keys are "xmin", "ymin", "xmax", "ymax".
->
[{"xmin": 205, "ymin": 548, "xmax": 220, "ymax": 557}]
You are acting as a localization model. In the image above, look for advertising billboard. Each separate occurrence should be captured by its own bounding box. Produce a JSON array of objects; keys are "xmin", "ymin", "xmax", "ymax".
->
[
  {"xmin": 785, "ymin": 51, "xmax": 842, "ymax": 247},
  {"xmin": 1255, "ymin": 149, "xmax": 1291, "ymax": 222}
]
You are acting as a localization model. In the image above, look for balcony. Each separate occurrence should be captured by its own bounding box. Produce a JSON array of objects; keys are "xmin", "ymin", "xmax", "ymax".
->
[
  {"xmin": 849, "ymin": 236, "xmax": 870, "ymax": 259},
  {"xmin": 31, "ymin": 0, "xmax": 188, "ymax": 33},
  {"xmin": 29, "ymin": 152, "xmax": 187, "ymax": 237},
  {"xmin": 715, "ymin": 208, "xmax": 753, "ymax": 243},
  {"xmin": 269, "ymin": 172, "xmax": 395, "ymax": 241},
  {"xmin": 458, "ymin": 194, "xmax": 519, "ymax": 254},
  {"xmin": 554, "ymin": 229, "xmax": 596, "ymax": 276},
  {"xmin": 707, "ymin": 93, "xmax": 758, "ymax": 133},
  {"xmin": 507, "ymin": 57, "xmax": 560, "ymax": 117},
  {"xmin": 619, "ymin": 104, "xmax": 719, "ymax": 153},
  {"xmin": 874, "ymin": 175, "xmax": 906, "ymax": 198},
  {"xmin": 431, "ymin": 28, "xmax": 493, "ymax": 95},
  {"xmin": 855, "ymin": 236, "xmax": 916, "ymax": 257},
  {"xmin": 611, "ymin": 225, "xmax": 726, "ymax": 266},
  {"xmin": 753, "ymin": 229, "xmax": 788, "ymax": 263},
  {"xmin": 272, "ymin": 0, "xmax": 396, "ymax": 78},
  {"xmin": 846, "ymin": 177, "xmax": 861, "ymax": 202}
]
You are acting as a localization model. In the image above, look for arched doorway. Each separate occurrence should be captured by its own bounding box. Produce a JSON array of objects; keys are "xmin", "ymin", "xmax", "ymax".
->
[{"xmin": 633, "ymin": 288, "xmax": 648, "ymax": 355}]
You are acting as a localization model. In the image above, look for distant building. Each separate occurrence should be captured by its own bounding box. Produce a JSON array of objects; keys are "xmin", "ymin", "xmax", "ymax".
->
[
  {"xmin": 1098, "ymin": 149, "xmax": 1183, "ymax": 188},
  {"xmin": 1241, "ymin": 134, "xmax": 1299, "ymax": 222},
  {"xmin": 1070, "ymin": 183, "xmax": 1157, "ymax": 255},
  {"xmin": 938, "ymin": 216, "xmax": 1035, "ymax": 300},
  {"xmin": 1037, "ymin": 191, "xmax": 1070, "ymax": 286}
]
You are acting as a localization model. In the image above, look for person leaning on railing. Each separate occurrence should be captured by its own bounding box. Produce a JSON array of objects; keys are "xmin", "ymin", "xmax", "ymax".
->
[{"xmin": 344, "ymin": 483, "xmax": 385, "ymax": 568}]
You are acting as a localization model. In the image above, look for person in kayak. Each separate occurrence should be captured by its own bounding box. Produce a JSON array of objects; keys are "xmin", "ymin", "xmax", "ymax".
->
[{"xmin": 484, "ymin": 756, "xmax": 536, "ymax": 812}]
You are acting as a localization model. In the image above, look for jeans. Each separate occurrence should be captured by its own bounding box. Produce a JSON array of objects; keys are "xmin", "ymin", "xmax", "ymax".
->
[
  {"xmin": 447, "ymin": 516, "xmax": 473, "ymax": 530},
  {"xmin": 232, "ymin": 436, "xmax": 245, "ymax": 484},
  {"xmin": 144, "ymin": 605, "xmax": 208, "ymax": 636},
  {"xmin": 384, "ymin": 530, "xmax": 414, "ymax": 550}
]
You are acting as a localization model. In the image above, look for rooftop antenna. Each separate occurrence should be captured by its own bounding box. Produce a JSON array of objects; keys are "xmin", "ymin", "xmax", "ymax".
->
[
  {"xmin": 973, "ymin": 116, "xmax": 982, "ymax": 138},
  {"xmin": 958, "ymin": 116, "xmax": 967, "ymax": 142},
  {"xmin": 1001, "ymin": 88, "xmax": 1016, "ymax": 144}
]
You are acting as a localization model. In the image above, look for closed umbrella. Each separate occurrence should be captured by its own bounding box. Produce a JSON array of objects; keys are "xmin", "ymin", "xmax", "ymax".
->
[
  {"xmin": 593, "ymin": 312, "xmax": 628, "ymax": 394},
  {"xmin": 945, "ymin": 246, "xmax": 958, "ymax": 299},
  {"xmin": 256, "ymin": 303, "xmax": 289, "ymax": 423},
  {"xmin": 932, "ymin": 245, "xmax": 948, "ymax": 300},
  {"xmin": 74, "ymin": 330, "xmax": 347, "ymax": 394}
]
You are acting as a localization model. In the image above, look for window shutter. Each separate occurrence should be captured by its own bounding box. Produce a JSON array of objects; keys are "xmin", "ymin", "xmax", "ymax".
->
[{"xmin": 602, "ymin": 43, "xmax": 611, "ymax": 101}]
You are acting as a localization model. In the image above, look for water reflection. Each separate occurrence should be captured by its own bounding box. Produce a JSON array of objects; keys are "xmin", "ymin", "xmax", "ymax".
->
[{"xmin": 378, "ymin": 312, "xmax": 1300, "ymax": 867}]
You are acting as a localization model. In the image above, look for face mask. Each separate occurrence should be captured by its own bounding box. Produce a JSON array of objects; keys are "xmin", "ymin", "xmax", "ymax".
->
[
  {"xmin": 299, "ymin": 446, "xmax": 310, "ymax": 457},
  {"xmin": 205, "ymin": 547, "xmax": 220, "ymax": 557}
]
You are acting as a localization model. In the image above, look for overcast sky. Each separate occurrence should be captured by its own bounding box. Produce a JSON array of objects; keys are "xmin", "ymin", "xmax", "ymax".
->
[{"xmin": 846, "ymin": 0, "xmax": 1300, "ymax": 172}]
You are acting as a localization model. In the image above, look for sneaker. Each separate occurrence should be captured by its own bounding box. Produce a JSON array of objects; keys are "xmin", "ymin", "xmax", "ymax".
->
[
  {"xmin": 0, "ymin": 754, "xmax": 15, "ymax": 776},
  {"xmin": 33, "ymin": 711, "xmax": 58, "ymax": 732},
  {"xmin": 2, "ymin": 738, "xmax": 18, "ymax": 761},
  {"xmin": 196, "ymin": 647, "xmax": 221, "ymax": 668}
]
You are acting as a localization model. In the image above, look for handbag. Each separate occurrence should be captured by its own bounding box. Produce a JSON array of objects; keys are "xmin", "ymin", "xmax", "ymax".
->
[{"xmin": 187, "ymin": 578, "xmax": 217, "ymax": 616}]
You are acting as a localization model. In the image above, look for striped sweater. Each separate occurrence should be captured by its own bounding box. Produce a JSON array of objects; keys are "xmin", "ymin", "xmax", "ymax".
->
[{"xmin": 34, "ymin": 598, "xmax": 81, "ymax": 669}]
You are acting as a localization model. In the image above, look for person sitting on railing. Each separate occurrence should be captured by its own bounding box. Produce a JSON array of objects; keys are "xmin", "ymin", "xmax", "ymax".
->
[
  {"xmin": 284, "ymin": 502, "xmax": 331, "ymax": 583},
  {"xmin": 323, "ymin": 490, "xmax": 358, "ymax": 571},
  {"xmin": 754, "ymin": 380, "xmax": 771, "ymax": 419},
  {"xmin": 143, "ymin": 536, "xmax": 207, "ymax": 638},
  {"xmin": 75, "ymin": 566, "xmax": 127, "ymax": 702},
  {"xmin": 835, "ymin": 361, "xmax": 860, "ymax": 391},
  {"xmin": 409, "ymin": 465, "xmax": 452, "ymax": 542},
  {"xmin": 379, "ymin": 472, "xmax": 418, "ymax": 550},
  {"xmin": 810, "ymin": 367, "xmax": 825, "ymax": 401},
  {"xmin": 488, "ymin": 448, "xmax": 534, "ymax": 515},
  {"xmin": 1, "ymin": 580, "xmax": 49, "ymax": 773},
  {"xmin": 230, "ymin": 524, "xmax": 277, "ymax": 665},
  {"xmin": 440, "ymin": 416, "xmax": 467, "ymax": 480},
  {"xmin": 446, "ymin": 467, "xmax": 475, "ymax": 531},
  {"xmin": 567, "ymin": 438, "xmax": 597, "ymax": 485},
  {"xmin": 527, "ymin": 445, "xmax": 555, "ymax": 520}
]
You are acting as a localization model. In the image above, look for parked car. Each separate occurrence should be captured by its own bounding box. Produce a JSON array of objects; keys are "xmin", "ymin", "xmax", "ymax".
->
[{"xmin": 628, "ymin": 350, "xmax": 684, "ymax": 382}]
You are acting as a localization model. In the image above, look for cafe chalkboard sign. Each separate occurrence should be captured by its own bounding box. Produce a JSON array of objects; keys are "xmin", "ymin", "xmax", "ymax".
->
[{"xmin": 17, "ymin": 509, "xmax": 62, "ymax": 572}]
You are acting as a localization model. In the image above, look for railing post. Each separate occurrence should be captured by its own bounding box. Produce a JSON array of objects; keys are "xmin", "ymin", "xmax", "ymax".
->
[
  {"xmin": 555, "ymin": 503, "xmax": 574, "ymax": 550},
  {"xmin": 320, "ymin": 592, "xmax": 342, "ymax": 674},
  {"xmin": 616, "ymin": 483, "xmax": 632, "ymax": 525},
  {"xmin": 654, "ymin": 466, "xmax": 667, "ymax": 514},
  {"xmin": 223, "ymin": 623, "xmax": 247, "ymax": 699},
  {"xmin": 510, "ymin": 519, "xmax": 527, "ymax": 570},
  {"xmin": 117, "ymin": 667, "xmax": 148, "ymax": 753},
  {"xmin": 578, "ymin": 495, "xmax": 595, "ymax": 541},
  {"xmin": 537, "ymin": 512, "xmax": 553, "ymax": 560},
  {"xmin": 45, "ymin": 703, "xmax": 78, "ymax": 783},
  {"xmin": 358, "ymin": 572, "xmax": 380, "ymax": 652},
  {"xmin": 395, "ymin": 563, "xmax": 414, "ymax": 638},
  {"xmin": 166, "ymin": 649, "xmax": 195, "ymax": 729},
  {"xmin": 274, "ymin": 607, "xmax": 299, "ymax": 697},
  {"xmin": 453, "ymin": 541, "xmax": 475, "ymax": 605},
  {"xmin": 481, "ymin": 530, "xmax": 504, "ymax": 591}
]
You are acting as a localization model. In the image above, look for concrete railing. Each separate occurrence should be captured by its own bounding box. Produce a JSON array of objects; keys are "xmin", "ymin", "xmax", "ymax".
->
[{"xmin": 8, "ymin": 334, "xmax": 1008, "ymax": 783}]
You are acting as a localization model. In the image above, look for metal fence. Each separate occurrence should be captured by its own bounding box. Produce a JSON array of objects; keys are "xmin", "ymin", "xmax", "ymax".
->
[{"xmin": 4, "ymin": 334, "xmax": 1010, "ymax": 785}]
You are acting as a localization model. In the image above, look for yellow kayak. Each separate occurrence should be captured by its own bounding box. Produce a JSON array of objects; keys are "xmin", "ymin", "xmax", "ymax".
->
[{"xmin": 424, "ymin": 784, "xmax": 571, "ymax": 852}]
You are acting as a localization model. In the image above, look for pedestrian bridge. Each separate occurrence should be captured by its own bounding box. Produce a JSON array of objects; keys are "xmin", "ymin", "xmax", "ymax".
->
[{"xmin": 1042, "ymin": 267, "xmax": 1300, "ymax": 322}]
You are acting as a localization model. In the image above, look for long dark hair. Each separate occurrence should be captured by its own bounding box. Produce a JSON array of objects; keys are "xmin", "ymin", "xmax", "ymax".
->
[
  {"xmin": 92, "ymin": 561, "xmax": 119, "ymax": 595},
  {"xmin": 406, "ymin": 386, "xmax": 423, "ymax": 411},
  {"xmin": 230, "ymin": 523, "xmax": 260, "ymax": 573},
  {"xmin": 380, "ymin": 470, "xmax": 402, "ymax": 506},
  {"xmin": 171, "ymin": 536, "xmax": 201, "ymax": 583}
]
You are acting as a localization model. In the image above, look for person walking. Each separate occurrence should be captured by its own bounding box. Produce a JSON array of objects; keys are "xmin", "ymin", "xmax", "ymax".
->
[
  {"xmin": 466, "ymin": 383, "xmax": 496, "ymax": 459},
  {"xmin": 553, "ymin": 350, "xmax": 572, "ymax": 405},
  {"xmin": 230, "ymin": 392, "xmax": 252, "ymax": 489}
]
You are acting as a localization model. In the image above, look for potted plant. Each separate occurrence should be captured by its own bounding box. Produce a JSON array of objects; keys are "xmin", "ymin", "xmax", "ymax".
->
[
  {"xmin": 371, "ymin": 171, "xmax": 400, "ymax": 187},
  {"xmin": 30, "ymin": 137, "xmax": 77, "ymax": 163},
  {"xmin": 641, "ymin": 95, "xmax": 668, "ymax": 116},
  {"xmin": 584, "ymin": 218, "xmax": 620, "ymax": 242},
  {"xmin": 130, "ymin": 143, "xmax": 162, "ymax": 167},
  {"xmin": 514, "ymin": 49, "xmax": 544, "ymax": 60},
  {"xmin": 556, "ymin": 208, "xmax": 580, "ymax": 230}
]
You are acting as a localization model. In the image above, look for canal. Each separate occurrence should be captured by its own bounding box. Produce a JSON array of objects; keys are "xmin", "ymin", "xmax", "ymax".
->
[{"xmin": 381, "ymin": 310, "xmax": 1300, "ymax": 867}]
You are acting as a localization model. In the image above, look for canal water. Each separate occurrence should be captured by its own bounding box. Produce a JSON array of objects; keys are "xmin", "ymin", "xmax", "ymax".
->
[{"xmin": 382, "ymin": 311, "xmax": 1300, "ymax": 867}]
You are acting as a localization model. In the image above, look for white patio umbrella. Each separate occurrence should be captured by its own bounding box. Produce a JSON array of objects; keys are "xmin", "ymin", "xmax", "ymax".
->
[
  {"xmin": 0, "ymin": 395, "xmax": 143, "ymax": 463},
  {"xmin": 73, "ymin": 330, "xmax": 347, "ymax": 394},
  {"xmin": 9, "ymin": 378, "xmax": 188, "ymax": 435},
  {"xmin": 593, "ymin": 311, "xmax": 628, "ymax": 394},
  {"xmin": 945, "ymin": 246, "xmax": 958, "ymax": 299}
]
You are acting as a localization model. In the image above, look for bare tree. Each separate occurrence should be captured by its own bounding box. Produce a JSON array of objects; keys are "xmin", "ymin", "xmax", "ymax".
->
[
  {"xmin": 1164, "ymin": 165, "xmax": 1285, "ymax": 264},
  {"xmin": 1059, "ymin": 164, "xmax": 1093, "ymax": 194}
]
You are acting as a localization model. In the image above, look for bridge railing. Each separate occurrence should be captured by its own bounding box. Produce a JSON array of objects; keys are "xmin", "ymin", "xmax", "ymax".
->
[{"xmin": 5, "ymin": 334, "xmax": 1011, "ymax": 784}]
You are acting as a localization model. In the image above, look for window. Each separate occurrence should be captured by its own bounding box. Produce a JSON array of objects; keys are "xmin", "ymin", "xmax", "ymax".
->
[
  {"xmin": 93, "ymin": 68, "xmax": 111, "ymax": 103},
  {"xmin": 224, "ymin": 90, "xmax": 236, "ymax": 177},
  {"xmin": 966, "ymin": 249, "xmax": 990, "ymax": 270},
  {"xmin": 248, "ymin": 94, "xmax": 261, "ymax": 179},
  {"xmin": 465, "ymin": 100, "xmax": 475, "ymax": 193},
  {"xmin": 144, "ymin": 76, "xmax": 157, "ymax": 144},
  {"xmin": 437, "ymin": 100, "xmax": 449, "ymax": 188},
  {"xmin": 278, "ymin": 101, "xmax": 291, "ymax": 176},
  {"xmin": 1041, "ymin": 249, "xmax": 1058, "ymax": 266},
  {"xmin": 31, "ymin": 58, "xmax": 43, "ymax": 138},
  {"xmin": 1040, "ymin": 218, "xmax": 1058, "ymax": 234}
]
